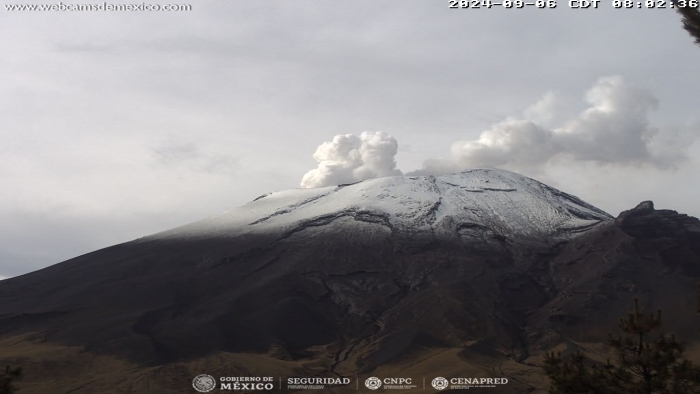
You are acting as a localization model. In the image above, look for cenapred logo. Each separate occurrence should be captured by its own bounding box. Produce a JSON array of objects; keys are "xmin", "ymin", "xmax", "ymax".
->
[
  {"xmin": 431, "ymin": 376, "xmax": 509, "ymax": 390},
  {"xmin": 431, "ymin": 377, "xmax": 449, "ymax": 391},
  {"xmin": 365, "ymin": 377, "xmax": 382, "ymax": 390},
  {"xmin": 192, "ymin": 374, "xmax": 217, "ymax": 393}
]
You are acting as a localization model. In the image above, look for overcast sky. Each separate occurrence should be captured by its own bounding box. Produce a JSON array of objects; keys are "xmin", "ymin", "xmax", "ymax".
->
[{"xmin": 1, "ymin": 0, "xmax": 699, "ymax": 279}]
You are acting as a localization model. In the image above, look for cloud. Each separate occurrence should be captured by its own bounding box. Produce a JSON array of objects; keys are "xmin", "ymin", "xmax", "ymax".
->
[
  {"xmin": 413, "ymin": 76, "xmax": 693, "ymax": 175},
  {"xmin": 302, "ymin": 76, "xmax": 698, "ymax": 193},
  {"xmin": 151, "ymin": 134, "xmax": 239, "ymax": 174},
  {"xmin": 301, "ymin": 131, "xmax": 402, "ymax": 188}
]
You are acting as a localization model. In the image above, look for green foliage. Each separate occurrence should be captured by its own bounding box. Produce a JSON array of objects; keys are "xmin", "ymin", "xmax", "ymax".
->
[
  {"xmin": 0, "ymin": 365, "xmax": 22, "ymax": 394},
  {"xmin": 544, "ymin": 299, "xmax": 700, "ymax": 394}
]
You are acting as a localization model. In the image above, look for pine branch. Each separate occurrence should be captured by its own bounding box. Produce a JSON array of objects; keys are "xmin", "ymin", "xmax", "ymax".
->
[{"xmin": 674, "ymin": 2, "xmax": 700, "ymax": 46}]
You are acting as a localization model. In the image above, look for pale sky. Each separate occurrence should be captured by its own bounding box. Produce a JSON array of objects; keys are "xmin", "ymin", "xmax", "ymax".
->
[{"xmin": 1, "ymin": 0, "xmax": 699, "ymax": 278}]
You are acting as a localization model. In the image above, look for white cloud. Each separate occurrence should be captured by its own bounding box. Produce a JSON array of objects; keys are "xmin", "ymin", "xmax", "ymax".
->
[
  {"xmin": 301, "ymin": 131, "xmax": 402, "ymax": 188},
  {"xmin": 414, "ymin": 76, "xmax": 694, "ymax": 175},
  {"xmin": 300, "ymin": 76, "xmax": 699, "ymax": 220}
]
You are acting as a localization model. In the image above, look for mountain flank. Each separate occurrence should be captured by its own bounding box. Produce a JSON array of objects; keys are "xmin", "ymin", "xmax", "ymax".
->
[{"xmin": 1, "ymin": 169, "xmax": 698, "ymax": 393}]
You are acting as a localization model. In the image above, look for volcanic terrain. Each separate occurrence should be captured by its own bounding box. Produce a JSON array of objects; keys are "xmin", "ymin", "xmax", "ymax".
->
[{"xmin": 1, "ymin": 169, "xmax": 699, "ymax": 393}]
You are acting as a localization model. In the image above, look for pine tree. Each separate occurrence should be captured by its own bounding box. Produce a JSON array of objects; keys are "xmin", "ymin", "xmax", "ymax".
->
[
  {"xmin": 543, "ymin": 350, "xmax": 613, "ymax": 393},
  {"xmin": 0, "ymin": 365, "xmax": 22, "ymax": 394},
  {"xmin": 544, "ymin": 299, "xmax": 700, "ymax": 394},
  {"xmin": 674, "ymin": 1, "xmax": 700, "ymax": 47}
]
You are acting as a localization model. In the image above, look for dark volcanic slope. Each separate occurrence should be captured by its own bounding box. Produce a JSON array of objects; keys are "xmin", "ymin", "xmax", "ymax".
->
[
  {"xmin": 528, "ymin": 200, "xmax": 700, "ymax": 350},
  {"xmin": 0, "ymin": 170, "xmax": 699, "ymax": 391}
]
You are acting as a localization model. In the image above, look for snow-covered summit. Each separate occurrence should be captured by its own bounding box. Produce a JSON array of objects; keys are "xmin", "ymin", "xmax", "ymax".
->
[{"xmin": 150, "ymin": 169, "xmax": 612, "ymax": 241}]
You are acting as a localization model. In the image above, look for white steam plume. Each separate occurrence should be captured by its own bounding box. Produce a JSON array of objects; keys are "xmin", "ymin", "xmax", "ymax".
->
[
  {"xmin": 301, "ymin": 76, "xmax": 695, "ymax": 185},
  {"xmin": 301, "ymin": 131, "xmax": 402, "ymax": 188},
  {"xmin": 413, "ymin": 75, "xmax": 689, "ymax": 175}
]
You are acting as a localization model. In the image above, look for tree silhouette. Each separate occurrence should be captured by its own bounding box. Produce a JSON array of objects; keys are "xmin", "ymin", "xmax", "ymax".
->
[
  {"xmin": 674, "ymin": 2, "xmax": 700, "ymax": 47},
  {"xmin": 0, "ymin": 365, "xmax": 22, "ymax": 394},
  {"xmin": 543, "ymin": 350, "xmax": 611, "ymax": 393},
  {"xmin": 544, "ymin": 299, "xmax": 700, "ymax": 394}
]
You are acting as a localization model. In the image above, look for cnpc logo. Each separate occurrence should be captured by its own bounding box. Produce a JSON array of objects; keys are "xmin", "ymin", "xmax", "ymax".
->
[
  {"xmin": 365, "ymin": 377, "xmax": 382, "ymax": 390},
  {"xmin": 365, "ymin": 377, "xmax": 414, "ymax": 390}
]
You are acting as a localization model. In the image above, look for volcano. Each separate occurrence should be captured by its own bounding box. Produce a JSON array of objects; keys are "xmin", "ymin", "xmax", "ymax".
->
[{"xmin": 1, "ymin": 169, "xmax": 699, "ymax": 394}]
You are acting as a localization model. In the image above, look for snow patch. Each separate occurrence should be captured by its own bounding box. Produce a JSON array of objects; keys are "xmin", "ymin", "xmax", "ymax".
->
[{"xmin": 149, "ymin": 169, "xmax": 612, "ymax": 241}]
